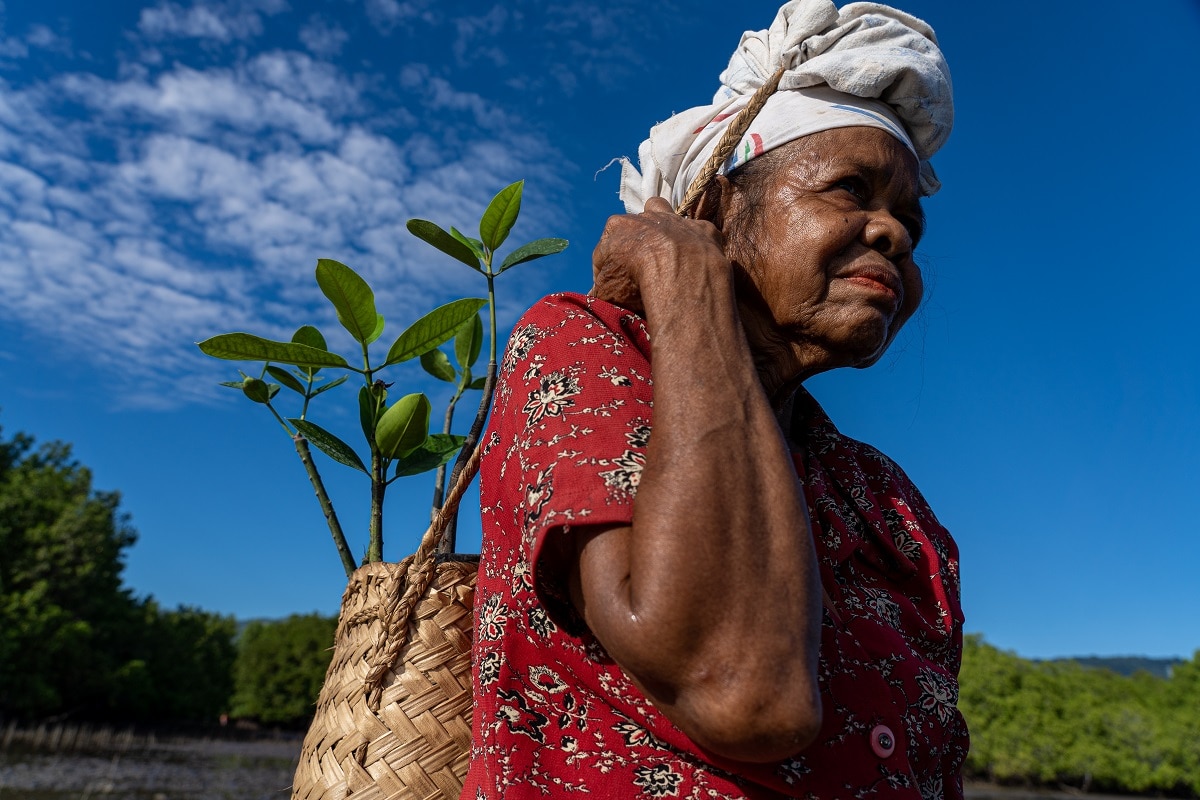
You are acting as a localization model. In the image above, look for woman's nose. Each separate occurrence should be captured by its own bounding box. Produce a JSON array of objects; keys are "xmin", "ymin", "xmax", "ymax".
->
[{"xmin": 861, "ymin": 212, "xmax": 912, "ymax": 261}]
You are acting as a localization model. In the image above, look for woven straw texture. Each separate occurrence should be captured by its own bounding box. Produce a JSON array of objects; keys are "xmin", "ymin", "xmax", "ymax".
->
[{"xmin": 292, "ymin": 556, "xmax": 477, "ymax": 800}]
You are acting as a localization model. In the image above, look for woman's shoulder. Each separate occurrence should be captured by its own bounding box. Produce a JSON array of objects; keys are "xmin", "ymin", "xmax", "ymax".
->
[
  {"xmin": 503, "ymin": 293, "xmax": 652, "ymax": 372},
  {"xmin": 516, "ymin": 292, "xmax": 647, "ymax": 334}
]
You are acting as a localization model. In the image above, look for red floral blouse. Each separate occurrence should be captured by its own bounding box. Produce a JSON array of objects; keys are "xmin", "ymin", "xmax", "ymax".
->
[{"xmin": 462, "ymin": 293, "xmax": 968, "ymax": 799}]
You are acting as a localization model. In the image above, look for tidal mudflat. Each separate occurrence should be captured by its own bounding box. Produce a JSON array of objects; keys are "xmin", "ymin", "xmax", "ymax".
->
[{"xmin": 0, "ymin": 733, "xmax": 298, "ymax": 800}]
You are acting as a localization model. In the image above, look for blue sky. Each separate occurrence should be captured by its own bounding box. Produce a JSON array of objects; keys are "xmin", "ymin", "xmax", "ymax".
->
[{"xmin": 1, "ymin": 0, "xmax": 1197, "ymax": 661}]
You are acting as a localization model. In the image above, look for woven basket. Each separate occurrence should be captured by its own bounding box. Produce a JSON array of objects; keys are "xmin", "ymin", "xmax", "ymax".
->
[
  {"xmin": 291, "ymin": 447, "xmax": 482, "ymax": 800},
  {"xmin": 292, "ymin": 556, "xmax": 477, "ymax": 800}
]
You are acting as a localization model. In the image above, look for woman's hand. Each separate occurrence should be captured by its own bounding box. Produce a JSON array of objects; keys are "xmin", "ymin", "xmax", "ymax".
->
[{"xmin": 590, "ymin": 196, "xmax": 730, "ymax": 315}]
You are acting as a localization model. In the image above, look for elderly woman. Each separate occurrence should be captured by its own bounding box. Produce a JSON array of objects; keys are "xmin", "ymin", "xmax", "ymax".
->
[{"xmin": 463, "ymin": 1, "xmax": 965, "ymax": 797}]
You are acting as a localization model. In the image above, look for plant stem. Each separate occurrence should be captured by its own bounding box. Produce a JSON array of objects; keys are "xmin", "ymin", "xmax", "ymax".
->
[
  {"xmin": 439, "ymin": 274, "xmax": 500, "ymax": 554},
  {"xmin": 368, "ymin": 447, "xmax": 385, "ymax": 564},
  {"xmin": 265, "ymin": 402, "xmax": 294, "ymax": 437},
  {"xmin": 293, "ymin": 434, "xmax": 356, "ymax": 578},
  {"xmin": 431, "ymin": 387, "xmax": 463, "ymax": 522}
]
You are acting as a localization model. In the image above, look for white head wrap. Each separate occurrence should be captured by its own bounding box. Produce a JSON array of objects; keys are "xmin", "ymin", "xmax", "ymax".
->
[{"xmin": 619, "ymin": 0, "xmax": 954, "ymax": 211}]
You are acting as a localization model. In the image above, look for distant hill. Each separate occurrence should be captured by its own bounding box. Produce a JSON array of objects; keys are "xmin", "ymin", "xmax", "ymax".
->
[{"xmin": 1046, "ymin": 655, "xmax": 1184, "ymax": 679}]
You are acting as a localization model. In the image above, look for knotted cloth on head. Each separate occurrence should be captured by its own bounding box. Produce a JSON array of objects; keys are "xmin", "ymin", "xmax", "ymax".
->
[{"xmin": 619, "ymin": 0, "xmax": 954, "ymax": 211}]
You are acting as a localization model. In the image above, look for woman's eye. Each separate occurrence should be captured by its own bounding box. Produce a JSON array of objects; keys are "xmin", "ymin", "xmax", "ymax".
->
[{"xmin": 834, "ymin": 177, "xmax": 868, "ymax": 201}]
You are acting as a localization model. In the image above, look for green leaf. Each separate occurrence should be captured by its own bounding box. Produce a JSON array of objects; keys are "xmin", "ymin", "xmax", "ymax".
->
[
  {"xmin": 241, "ymin": 377, "xmax": 271, "ymax": 404},
  {"xmin": 291, "ymin": 326, "xmax": 327, "ymax": 376},
  {"xmin": 375, "ymin": 393, "xmax": 431, "ymax": 459},
  {"xmin": 198, "ymin": 334, "xmax": 352, "ymax": 369},
  {"xmin": 358, "ymin": 385, "xmax": 376, "ymax": 442},
  {"xmin": 498, "ymin": 237, "xmax": 569, "ymax": 274},
  {"xmin": 219, "ymin": 380, "xmax": 245, "ymax": 389},
  {"xmin": 315, "ymin": 259, "xmax": 379, "ymax": 344},
  {"xmin": 406, "ymin": 219, "xmax": 481, "ymax": 271},
  {"xmin": 393, "ymin": 434, "xmax": 467, "ymax": 478},
  {"xmin": 291, "ymin": 325, "xmax": 327, "ymax": 350},
  {"xmin": 479, "ymin": 180, "xmax": 523, "ymax": 253},
  {"xmin": 384, "ymin": 297, "xmax": 487, "ymax": 366},
  {"xmin": 455, "ymin": 313, "xmax": 483, "ymax": 369},
  {"xmin": 450, "ymin": 227, "xmax": 486, "ymax": 261},
  {"xmin": 365, "ymin": 313, "xmax": 385, "ymax": 345},
  {"xmin": 468, "ymin": 376, "xmax": 487, "ymax": 390},
  {"xmin": 267, "ymin": 383, "xmax": 281, "ymax": 400},
  {"xmin": 266, "ymin": 366, "xmax": 307, "ymax": 396},
  {"xmin": 290, "ymin": 419, "xmax": 368, "ymax": 474},
  {"xmin": 420, "ymin": 349, "xmax": 456, "ymax": 383},
  {"xmin": 310, "ymin": 375, "xmax": 349, "ymax": 397}
]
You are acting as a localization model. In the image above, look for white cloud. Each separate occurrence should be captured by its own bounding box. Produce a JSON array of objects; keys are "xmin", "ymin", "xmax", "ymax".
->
[
  {"xmin": 0, "ymin": 39, "xmax": 569, "ymax": 409},
  {"xmin": 0, "ymin": 36, "xmax": 25, "ymax": 59},
  {"xmin": 26, "ymin": 24, "xmax": 69, "ymax": 54},
  {"xmin": 137, "ymin": 0, "xmax": 287, "ymax": 43},
  {"xmin": 299, "ymin": 16, "xmax": 349, "ymax": 58},
  {"xmin": 452, "ymin": 5, "xmax": 509, "ymax": 67},
  {"xmin": 0, "ymin": 18, "xmax": 71, "ymax": 60},
  {"xmin": 60, "ymin": 60, "xmax": 344, "ymax": 144},
  {"xmin": 364, "ymin": 0, "xmax": 426, "ymax": 33}
]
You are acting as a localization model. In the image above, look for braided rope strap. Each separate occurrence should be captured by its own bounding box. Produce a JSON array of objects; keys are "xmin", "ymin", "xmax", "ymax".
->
[
  {"xmin": 675, "ymin": 65, "xmax": 787, "ymax": 219},
  {"xmin": 362, "ymin": 443, "xmax": 484, "ymax": 711}
]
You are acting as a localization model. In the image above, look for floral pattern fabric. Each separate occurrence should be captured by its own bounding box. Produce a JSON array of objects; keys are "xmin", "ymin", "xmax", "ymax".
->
[{"xmin": 462, "ymin": 293, "xmax": 968, "ymax": 799}]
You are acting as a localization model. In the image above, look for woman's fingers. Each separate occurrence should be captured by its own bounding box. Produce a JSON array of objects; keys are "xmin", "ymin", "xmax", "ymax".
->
[
  {"xmin": 643, "ymin": 196, "xmax": 674, "ymax": 215},
  {"xmin": 590, "ymin": 196, "xmax": 729, "ymax": 314}
]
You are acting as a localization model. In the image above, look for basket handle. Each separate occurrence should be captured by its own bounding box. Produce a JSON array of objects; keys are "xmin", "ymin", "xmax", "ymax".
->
[
  {"xmin": 675, "ymin": 65, "xmax": 786, "ymax": 218},
  {"xmin": 363, "ymin": 443, "xmax": 483, "ymax": 708}
]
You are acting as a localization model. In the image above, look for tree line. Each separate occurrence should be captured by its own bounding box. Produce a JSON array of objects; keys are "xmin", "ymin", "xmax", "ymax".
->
[
  {"xmin": 0, "ymin": 422, "xmax": 333, "ymax": 727},
  {"xmin": 3, "ymin": 423, "xmax": 1199, "ymax": 795},
  {"xmin": 960, "ymin": 635, "xmax": 1200, "ymax": 796}
]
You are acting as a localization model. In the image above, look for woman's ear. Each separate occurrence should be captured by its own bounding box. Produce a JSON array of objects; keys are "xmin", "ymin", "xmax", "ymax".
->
[{"xmin": 692, "ymin": 175, "xmax": 736, "ymax": 231}]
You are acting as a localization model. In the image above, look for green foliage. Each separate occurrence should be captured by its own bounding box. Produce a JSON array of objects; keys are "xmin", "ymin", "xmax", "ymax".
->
[
  {"xmin": 127, "ymin": 602, "xmax": 237, "ymax": 722},
  {"xmin": 382, "ymin": 297, "xmax": 487, "ymax": 367},
  {"xmin": 393, "ymin": 434, "xmax": 468, "ymax": 478},
  {"xmin": 291, "ymin": 419, "xmax": 368, "ymax": 474},
  {"xmin": 197, "ymin": 179, "xmax": 569, "ymax": 573},
  {"xmin": 455, "ymin": 314, "xmax": 483, "ymax": 371},
  {"xmin": 497, "ymin": 237, "xmax": 568, "ymax": 274},
  {"xmin": 198, "ymin": 333, "xmax": 354, "ymax": 370},
  {"xmin": 375, "ymin": 393, "xmax": 431, "ymax": 459},
  {"xmin": 421, "ymin": 349, "xmax": 457, "ymax": 383},
  {"xmin": 406, "ymin": 219, "xmax": 481, "ymax": 271},
  {"xmin": 0, "ymin": 425, "xmax": 140, "ymax": 719},
  {"xmin": 231, "ymin": 614, "xmax": 337, "ymax": 727},
  {"xmin": 960, "ymin": 635, "xmax": 1200, "ymax": 795},
  {"xmin": 315, "ymin": 258, "xmax": 380, "ymax": 344},
  {"xmin": 479, "ymin": 180, "xmax": 523, "ymax": 252},
  {"xmin": 0, "ymin": 423, "xmax": 236, "ymax": 723}
]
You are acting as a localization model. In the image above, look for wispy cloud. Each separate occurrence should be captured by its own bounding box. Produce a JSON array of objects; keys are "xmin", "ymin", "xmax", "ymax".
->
[
  {"xmin": 0, "ymin": 4, "xmax": 570, "ymax": 409},
  {"xmin": 363, "ymin": 0, "xmax": 431, "ymax": 33},
  {"xmin": 137, "ymin": 0, "xmax": 287, "ymax": 43},
  {"xmin": 298, "ymin": 16, "xmax": 349, "ymax": 58}
]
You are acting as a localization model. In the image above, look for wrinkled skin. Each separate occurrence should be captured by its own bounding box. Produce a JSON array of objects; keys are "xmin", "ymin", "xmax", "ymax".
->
[
  {"xmin": 593, "ymin": 127, "xmax": 924, "ymax": 403},
  {"xmin": 565, "ymin": 127, "xmax": 924, "ymax": 763}
]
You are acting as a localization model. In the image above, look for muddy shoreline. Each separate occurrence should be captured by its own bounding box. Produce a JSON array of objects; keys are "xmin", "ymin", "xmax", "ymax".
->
[
  {"xmin": 0, "ymin": 734, "xmax": 1156, "ymax": 800},
  {"xmin": 0, "ymin": 735, "xmax": 299, "ymax": 800}
]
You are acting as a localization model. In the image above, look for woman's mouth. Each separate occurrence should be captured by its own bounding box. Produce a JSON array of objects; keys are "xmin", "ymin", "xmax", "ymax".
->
[{"xmin": 839, "ymin": 268, "xmax": 902, "ymax": 305}]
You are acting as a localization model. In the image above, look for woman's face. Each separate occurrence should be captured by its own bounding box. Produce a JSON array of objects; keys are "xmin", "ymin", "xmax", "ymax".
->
[{"xmin": 721, "ymin": 127, "xmax": 925, "ymax": 386}]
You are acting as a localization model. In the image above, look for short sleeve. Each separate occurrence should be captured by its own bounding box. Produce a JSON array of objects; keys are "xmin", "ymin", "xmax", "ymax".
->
[{"xmin": 480, "ymin": 293, "xmax": 654, "ymax": 628}]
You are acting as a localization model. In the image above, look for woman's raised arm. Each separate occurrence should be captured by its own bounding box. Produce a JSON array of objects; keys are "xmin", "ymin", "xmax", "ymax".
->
[{"xmin": 569, "ymin": 197, "xmax": 823, "ymax": 763}]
